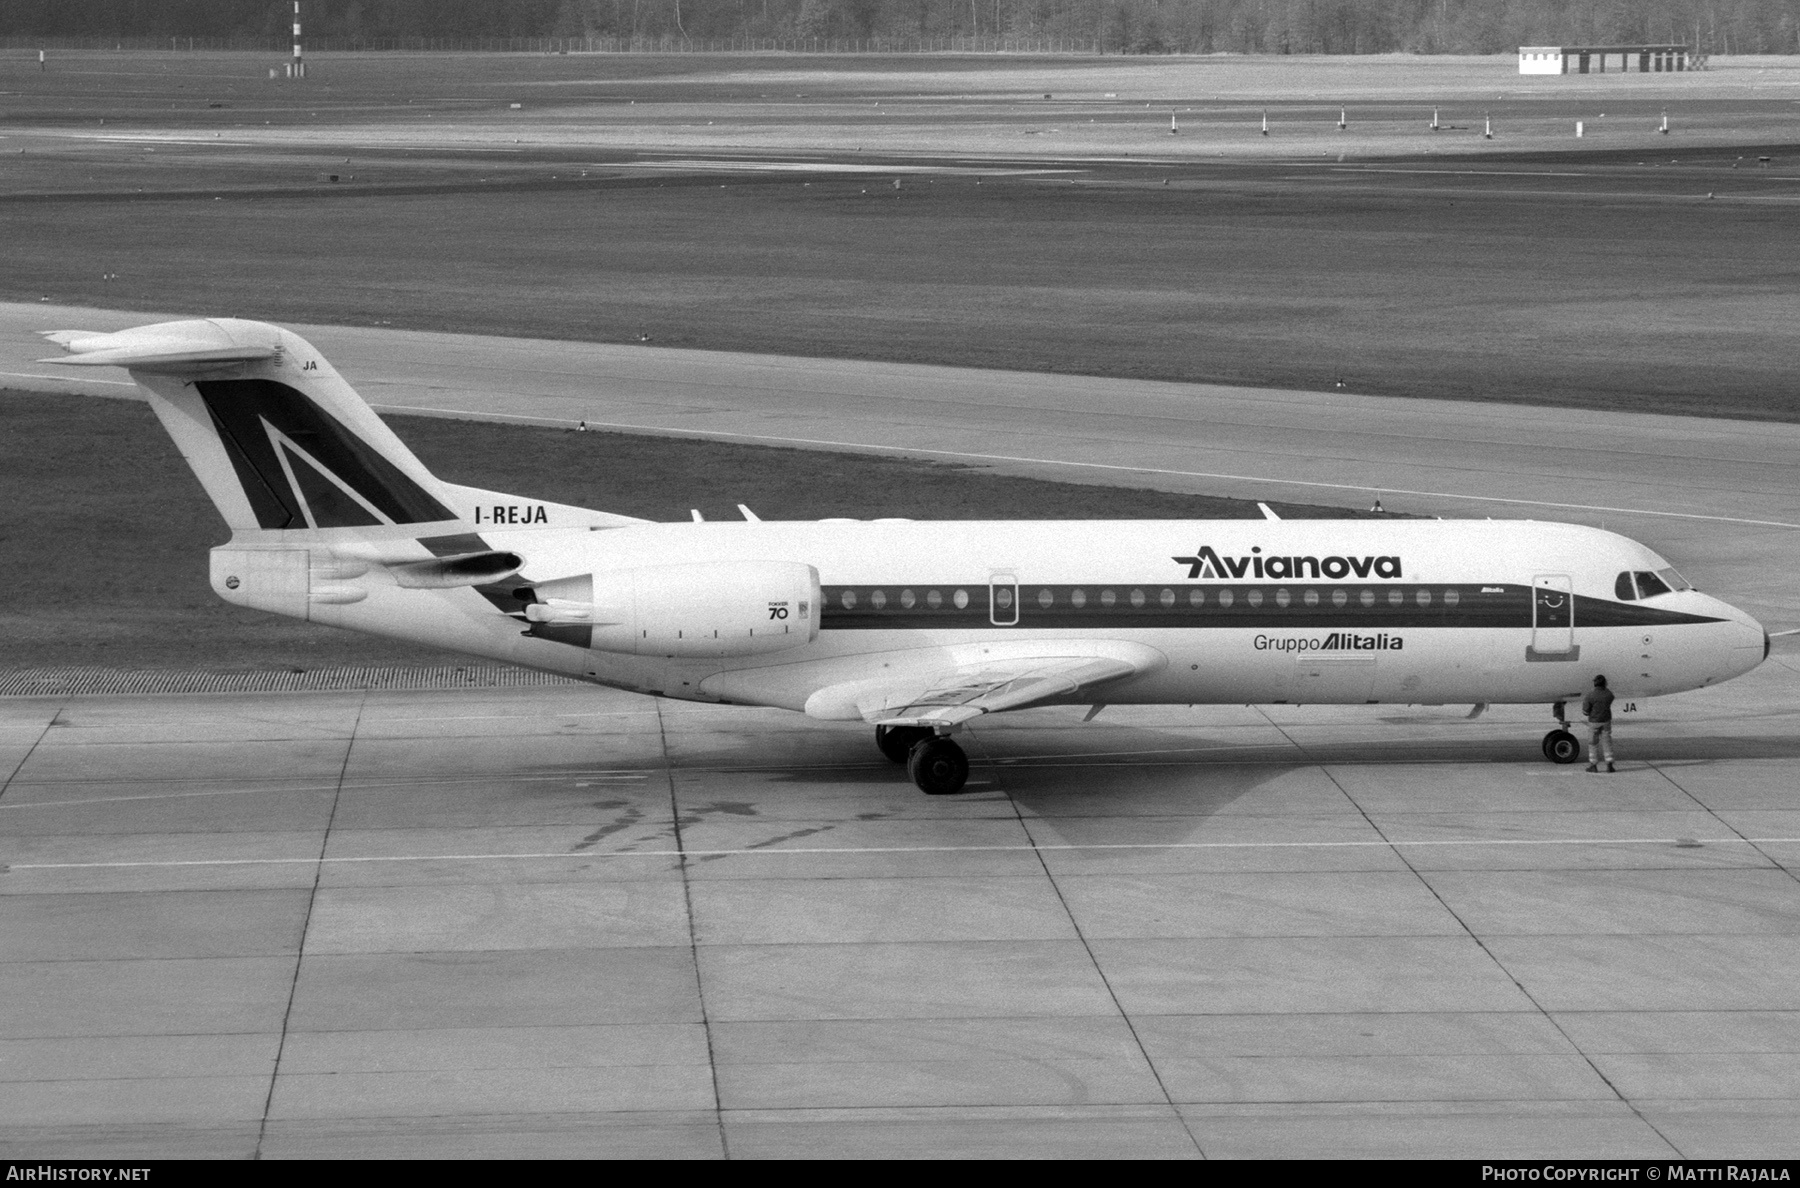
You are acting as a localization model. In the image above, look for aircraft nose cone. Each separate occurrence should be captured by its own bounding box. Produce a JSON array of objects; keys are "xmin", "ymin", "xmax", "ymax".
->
[
  {"xmin": 1730, "ymin": 615, "xmax": 1768, "ymax": 666},
  {"xmin": 1708, "ymin": 598, "xmax": 1768, "ymax": 670}
]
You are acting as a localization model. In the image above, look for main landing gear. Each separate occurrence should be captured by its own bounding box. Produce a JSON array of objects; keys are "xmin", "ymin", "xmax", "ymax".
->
[
  {"xmin": 875, "ymin": 724, "xmax": 931, "ymax": 764},
  {"xmin": 1542, "ymin": 700, "xmax": 1581, "ymax": 764},
  {"xmin": 875, "ymin": 725, "xmax": 971, "ymax": 795}
]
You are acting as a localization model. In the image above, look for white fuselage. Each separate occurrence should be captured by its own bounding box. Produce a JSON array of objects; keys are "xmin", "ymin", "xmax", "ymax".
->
[
  {"xmin": 234, "ymin": 515, "xmax": 1768, "ymax": 718},
  {"xmin": 62, "ymin": 318, "xmax": 1763, "ymax": 733}
]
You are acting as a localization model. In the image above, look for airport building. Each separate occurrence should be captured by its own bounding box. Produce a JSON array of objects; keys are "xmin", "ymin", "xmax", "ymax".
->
[{"xmin": 1519, "ymin": 44, "xmax": 1692, "ymax": 74}]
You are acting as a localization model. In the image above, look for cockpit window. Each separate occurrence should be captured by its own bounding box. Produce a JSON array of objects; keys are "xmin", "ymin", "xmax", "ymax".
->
[
  {"xmin": 1635, "ymin": 571, "xmax": 1673, "ymax": 599},
  {"xmin": 1657, "ymin": 566, "xmax": 1692, "ymax": 592},
  {"xmin": 1614, "ymin": 572, "xmax": 1636, "ymax": 601}
]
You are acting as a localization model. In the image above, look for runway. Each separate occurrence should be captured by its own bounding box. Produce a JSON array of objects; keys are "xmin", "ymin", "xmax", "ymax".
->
[
  {"xmin": 4, "ymin": 302, "xmax": 1796, "ymax": 630},
  {"xmin": 4, "ymin": 660, "xmax": 1799, "ymax": 1158},
  {"xmin": 4, "ymin": 304, "xmax": 1800, "ymax": 1157}
]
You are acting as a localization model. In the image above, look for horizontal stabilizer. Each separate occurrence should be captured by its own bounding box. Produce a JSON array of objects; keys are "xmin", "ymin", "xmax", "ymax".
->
[{"xmin": 39, "ymin": 322, "xmax": 277, "ymax": 370}]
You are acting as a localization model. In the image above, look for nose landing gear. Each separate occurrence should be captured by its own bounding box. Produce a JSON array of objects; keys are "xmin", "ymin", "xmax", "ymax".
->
[
  {"xmin": 1543, "ymin": 729, "xmax": 1582, "ymax": 763},
  {"xmin": 1542, "ymin": 700, "xmax": 1581, "ymax": 764}
]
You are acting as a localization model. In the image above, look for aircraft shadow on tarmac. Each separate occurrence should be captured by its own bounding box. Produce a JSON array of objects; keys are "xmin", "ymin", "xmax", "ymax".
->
[
  {"xmin": 416, "ymin": 719, "xmax": 1800, "ymax": 832},
  {"xmin": 729, "ymin": 723, "xmax": 1800, "ymax": 799}
]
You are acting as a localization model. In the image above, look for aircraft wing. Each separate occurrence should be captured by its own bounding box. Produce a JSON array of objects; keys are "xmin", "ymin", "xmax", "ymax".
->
[{"xmin": 802, "ymin": 642, "xmax": 1164, "ymax": 728}]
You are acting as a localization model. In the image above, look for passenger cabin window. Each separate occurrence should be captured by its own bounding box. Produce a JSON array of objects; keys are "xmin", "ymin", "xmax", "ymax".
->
[
  {"xmin": 1615, "ymin": 572, "xmax": 1637, "ymax": 601},
  {"xmin": 1635, "ymin": 571, "xmax": 1672, "ymax": 599}
]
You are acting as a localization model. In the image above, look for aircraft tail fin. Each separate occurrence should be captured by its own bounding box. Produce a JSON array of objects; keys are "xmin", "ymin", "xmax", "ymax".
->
[{"xmin": 42, "ymin": 319, "xmax": 462, "ymax": 535}]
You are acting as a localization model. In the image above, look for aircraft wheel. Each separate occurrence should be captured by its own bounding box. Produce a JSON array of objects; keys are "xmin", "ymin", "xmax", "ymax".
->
[
  {"xmin": 907, "ymin": 737, "xmax": 970, "ymax": 795},
  {"xmin": 876, "ymin": 725, "xmax": 930, "ymax": 764},
  {"xmin": 1543, "ymin": 729, "xmax": 1581, "ymax": 764}
]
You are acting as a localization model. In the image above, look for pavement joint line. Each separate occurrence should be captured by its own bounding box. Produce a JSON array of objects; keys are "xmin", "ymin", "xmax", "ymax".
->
[
  {"xmin": 5, "ymin": 730, "xmax": 1793, "ymax": 807},
  {"xmin": 0, "ymin": 707, "xmax": 62, "ymax": 809},
  {"xmin": 656, "ymin": 695, "xmax": 730, "ymax": 1158},
  {"xmin": 1312, "ymin": 735, "xmax": 1683, "ymax": 1154},
  {"xmin": 370, "ymin": 404, "xmax": 1800, "ymax": 530},
  {"xmin": 254, "ymin": 687, "xmax": 365, "ymax": 1160},
  {"xmin": 1649, "ymin": 759, "xmax": 1800, "ymax": 890},
  {"xmin": 0, "ymin": 773, "xmax": 656, "ymax": 808},
  {"xmin": 9, "ymin": 837, "xmax": 1799, "ymax": 871},
  {"xmin": 1298, "ymin": 708, "xmax": 1675, "ymax": 1150},
  {"xmin": 0, "ymin": 757, "xmax": 1784, "ymax": 807},
  {"xmin": 1004, "ymin": 765, "xmax": 1209, "ymax": 1156}
]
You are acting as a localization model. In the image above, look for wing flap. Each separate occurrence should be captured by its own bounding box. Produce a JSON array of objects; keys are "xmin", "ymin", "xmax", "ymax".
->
[
  {"xmin": 867, "ymin": 656, "xmax": 1139, "ymax": 727},
  {"xmin": 802, "ymin": 643, "xmax": 1163, "ymax": 727}
]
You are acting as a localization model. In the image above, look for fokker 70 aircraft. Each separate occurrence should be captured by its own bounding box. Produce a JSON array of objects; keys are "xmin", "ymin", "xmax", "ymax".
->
[{"xmin": 46, "ymin": 319, "xmax": 1770, "ymax": 794}]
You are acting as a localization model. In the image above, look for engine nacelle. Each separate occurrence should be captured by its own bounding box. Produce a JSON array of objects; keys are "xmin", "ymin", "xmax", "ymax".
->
[{"xmin": 524, "ymin": 561, "xmax": 820, "ymax": 658}]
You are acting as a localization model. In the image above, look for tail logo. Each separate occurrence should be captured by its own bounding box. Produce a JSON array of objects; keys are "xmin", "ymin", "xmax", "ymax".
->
[{"xmin": 196, "ymin": 379, "xmax": 453, "ymax": 530}]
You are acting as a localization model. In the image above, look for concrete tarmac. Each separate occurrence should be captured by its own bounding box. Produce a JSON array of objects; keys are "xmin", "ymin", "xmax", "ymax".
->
[
  {"xmin": 3, "ymin": 303, "xmax": 1796, "ymax": 630},
  {"xmin": 3, "ymin": 662, "xmax": 1798, "ymax": 1158}
]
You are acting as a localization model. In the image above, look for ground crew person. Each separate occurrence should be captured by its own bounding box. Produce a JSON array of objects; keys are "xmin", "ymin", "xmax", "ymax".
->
[{"xmin": 1582, "ymin": 674, "xmax": 1615, "ymax": 772}]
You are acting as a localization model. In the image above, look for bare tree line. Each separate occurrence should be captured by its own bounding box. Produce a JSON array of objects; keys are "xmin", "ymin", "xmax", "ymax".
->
[{"xmin": 9, "ymin": 0, "xmax": 1797, "ymax": 55}]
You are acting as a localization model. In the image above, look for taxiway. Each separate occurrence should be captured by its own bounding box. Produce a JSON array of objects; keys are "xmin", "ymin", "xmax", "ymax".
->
[{"xmin": 3, "ymin": 662, "xmax": 1799, "ymax": 1157}]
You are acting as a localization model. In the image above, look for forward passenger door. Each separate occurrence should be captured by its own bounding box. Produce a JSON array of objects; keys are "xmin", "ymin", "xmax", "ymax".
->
[{"xmin": 1531, "ymin": 574, "xmax": 1576, "ymax": 658}]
